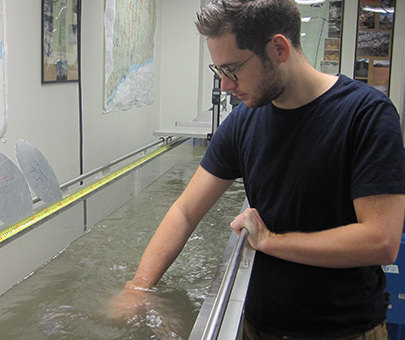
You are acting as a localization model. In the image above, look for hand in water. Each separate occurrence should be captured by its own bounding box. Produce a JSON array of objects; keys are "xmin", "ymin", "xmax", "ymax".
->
[
  {"xmin": 107, "ymin": 280, "xmax": 194, "ymax": 339},
  {"xmin": 107, "ymin": 280, "xmax": 149, "ymax": 324}
]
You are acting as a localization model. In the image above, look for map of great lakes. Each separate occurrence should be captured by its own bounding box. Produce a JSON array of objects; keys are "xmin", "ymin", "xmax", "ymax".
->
[{"xmin": 104, "ymin": 0, "xmax": 156, "ymax": 113}]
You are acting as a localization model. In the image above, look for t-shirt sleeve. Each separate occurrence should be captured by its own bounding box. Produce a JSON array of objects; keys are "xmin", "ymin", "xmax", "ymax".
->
[
  {"xmin": 351, "ymin": 98, "xmax": 405, "ymax": 199},
  {"xmin": 200, "ymin": 112, "xmax": 242, "ymax": 180}
]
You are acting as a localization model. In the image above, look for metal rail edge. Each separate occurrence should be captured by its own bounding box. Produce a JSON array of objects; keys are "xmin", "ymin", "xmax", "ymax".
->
[{"xmin": 201, "ymin": 227, "xmax": 249, "ymax": 340}]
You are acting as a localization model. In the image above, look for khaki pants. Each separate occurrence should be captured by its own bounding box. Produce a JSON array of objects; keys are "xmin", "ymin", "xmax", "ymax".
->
[{"xmin": 243, "ymin": 319, "xmax": 388, "ymax": 340}]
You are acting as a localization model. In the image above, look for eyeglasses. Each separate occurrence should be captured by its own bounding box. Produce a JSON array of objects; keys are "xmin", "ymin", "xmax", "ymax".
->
[{"xmin": 209, "ymin": 53, "xmax": 256, "ymax": 82}]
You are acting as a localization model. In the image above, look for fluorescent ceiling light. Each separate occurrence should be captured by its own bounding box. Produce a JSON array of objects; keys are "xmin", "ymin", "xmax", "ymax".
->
[
  {"xmin": 295, "ymin": 0, "xmax": 325, "ymax": 5},
  {"xmin": 301, "ymin": 17, "xmax": 312, "ymax": 22},
  {"xmin": 362, "ymin": 6, "xmax": 394, "ymax": 14}
]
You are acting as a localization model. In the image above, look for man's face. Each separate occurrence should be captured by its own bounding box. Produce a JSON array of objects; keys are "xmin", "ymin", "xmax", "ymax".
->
[{"xmin": 207, "ymin": 32, "xmax": 285, "ymax": 108}]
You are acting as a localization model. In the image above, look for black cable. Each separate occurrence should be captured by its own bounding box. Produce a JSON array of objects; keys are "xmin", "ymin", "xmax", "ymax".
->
[
  {"xmin": 76, "ymin": 0, "xmax": 87, "ymax": 231},
  {"xmin": 313, "ymin": 16, "xmax": 327, "ymax": 69},
  {"xmin": 77, "ymin": 0, "xmax": 83, "ymax": 178}
]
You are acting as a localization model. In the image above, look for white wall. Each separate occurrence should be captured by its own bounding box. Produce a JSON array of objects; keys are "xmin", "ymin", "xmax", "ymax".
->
[
  {"xmin": 198, "ymin": 24, "xmax": 218, "ymax": 115},
  {"xmin": 80, "ymin": 0, "xmax": 162, "ymax": 172},
  {"xmin": 2, "ymin": 0, "xmax": 80, "ymax": 183},
  {"xmin": 158, "ymin": 0, "xmax": 204, "ymax": 129},
  {"xmin": 0, "ymin": 0, "xmax": 164, "ymax": 184}
]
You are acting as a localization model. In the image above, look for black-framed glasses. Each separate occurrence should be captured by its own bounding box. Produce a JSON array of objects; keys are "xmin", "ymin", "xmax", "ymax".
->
[{"xmin": 209, "ymin": 53, "xmax": 256, "ymax": 82}]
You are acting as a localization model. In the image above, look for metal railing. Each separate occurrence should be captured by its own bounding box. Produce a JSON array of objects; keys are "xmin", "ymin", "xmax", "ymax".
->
[
  {"xmin": 61, "ymin": 137, "xmax": 167, "ymax": 189},
  {"xmin": 201, "ymin": 228, "xmax": 249, "ymax": 340},
  {"xmin": 32, "ymin": 137, "xmax": 167, "ymax": 204}
]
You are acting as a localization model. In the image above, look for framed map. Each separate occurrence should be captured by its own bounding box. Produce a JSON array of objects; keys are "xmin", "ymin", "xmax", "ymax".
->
[
  {"xmin": 104, "ymin": 0, "xmax": 156, "ymax": 113},
  {"xmin": 41, "ymin": 0, "xmax": 80, "ymax": 83}
]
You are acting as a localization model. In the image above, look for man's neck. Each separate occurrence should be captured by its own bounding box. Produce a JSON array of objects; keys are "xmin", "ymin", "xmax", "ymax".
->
[{"xmin": 272, "ymin": 56, "xmax": 338, "ymax": 110}]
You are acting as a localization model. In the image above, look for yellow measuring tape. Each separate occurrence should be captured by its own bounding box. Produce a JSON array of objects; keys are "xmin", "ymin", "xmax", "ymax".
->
[{"xmin": 0, "ymin": 139, "xmax": 184, "ymax": 245}]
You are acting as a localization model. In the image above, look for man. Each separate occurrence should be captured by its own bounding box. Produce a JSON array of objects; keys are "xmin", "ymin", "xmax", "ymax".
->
[{"xmin": 111, "ymin": 1, "xmax": 405, "ymax": 339}]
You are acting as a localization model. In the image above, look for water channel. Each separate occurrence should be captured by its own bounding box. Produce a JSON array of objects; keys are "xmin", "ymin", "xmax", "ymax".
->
[{"xmin": 0, "ymin": 141, "xmax": 246, "ymax": 340}]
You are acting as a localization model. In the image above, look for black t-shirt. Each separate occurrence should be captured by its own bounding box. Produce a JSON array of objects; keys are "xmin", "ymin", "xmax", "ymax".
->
[{"xmin": 200, "ymin": 75, "xmax": 405, "ymax": 338}]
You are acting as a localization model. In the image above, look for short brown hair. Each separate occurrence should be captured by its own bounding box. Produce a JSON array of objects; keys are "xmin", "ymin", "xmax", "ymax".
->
[{"xmin": 196, "ymin": 0, "xmax": 302, "ymax": 57}]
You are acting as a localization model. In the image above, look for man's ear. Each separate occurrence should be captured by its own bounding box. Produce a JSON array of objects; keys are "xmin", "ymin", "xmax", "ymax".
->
[{"xmin": 267, "ymin": 34, "xmax": 290, "ymax": 63}]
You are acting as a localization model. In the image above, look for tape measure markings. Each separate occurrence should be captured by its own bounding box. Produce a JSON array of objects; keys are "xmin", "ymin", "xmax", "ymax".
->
[{"xmin": 0, "ymin": 140, "xmax": 182, "ymax": 244}]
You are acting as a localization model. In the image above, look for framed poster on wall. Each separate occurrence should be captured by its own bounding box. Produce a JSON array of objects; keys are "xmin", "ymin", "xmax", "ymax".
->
[
  {"xmin": 354, "ymin": 0, "xmax": 395, "ymax": 95},
  {"xmin": 41, "ymin": 0, "xmax": 80, "ymax": 83}
]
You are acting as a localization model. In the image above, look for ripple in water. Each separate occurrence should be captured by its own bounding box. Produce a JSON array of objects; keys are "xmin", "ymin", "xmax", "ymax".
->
[{"xmin": 0, "ymin": 142, "xmax": 245, "ymax": 339}]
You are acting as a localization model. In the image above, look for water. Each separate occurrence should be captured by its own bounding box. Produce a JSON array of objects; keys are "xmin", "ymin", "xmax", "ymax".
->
[{"xmin": 0, "ymin": 141, "xmax": 246, "ymax": 340}]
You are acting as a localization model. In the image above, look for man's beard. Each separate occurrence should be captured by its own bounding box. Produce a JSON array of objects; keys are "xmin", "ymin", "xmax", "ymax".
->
[{"xmin": 246, "ymin": 57, "xmax": 285, "ymax": 108}]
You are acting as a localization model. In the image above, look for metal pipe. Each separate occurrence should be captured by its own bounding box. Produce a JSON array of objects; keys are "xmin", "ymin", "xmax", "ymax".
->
[
  {"xmin": 60, "ymin": 137, "xmax": 166, "ymax": 190},
  {"xmin": 208, "ymin": 75, "xmax": 221, "ymax": 140},
  {"xmin": 32, "ymin": 137, "xmax": 166, "ymax": 204},
  {"xmin": 201, "ymin": 228, "xmax": 249, "ymax": 340}
]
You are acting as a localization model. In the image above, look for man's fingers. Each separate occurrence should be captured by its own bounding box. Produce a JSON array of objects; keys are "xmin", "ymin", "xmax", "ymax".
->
[{"xmin": 231, "ymin": 208, "xmax": 256, "ymax": 234}]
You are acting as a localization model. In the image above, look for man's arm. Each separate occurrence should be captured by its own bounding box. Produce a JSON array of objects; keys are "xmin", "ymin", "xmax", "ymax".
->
[
  {"xmin": 231, "ymin": 194, "xmax": 405, "ymax": 268},
  {"xmin": 109, "ymin": 166, "xmax": 233, "ymax": 319},
  {"xmin": 130, "ymin": 165, "xmax": 234, "ymax": 288}
]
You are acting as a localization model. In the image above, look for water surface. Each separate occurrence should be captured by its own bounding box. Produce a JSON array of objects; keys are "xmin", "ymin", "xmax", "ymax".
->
[{"xmin": 0, "ymin": 141, "xmax": 245, "ymax": 340}]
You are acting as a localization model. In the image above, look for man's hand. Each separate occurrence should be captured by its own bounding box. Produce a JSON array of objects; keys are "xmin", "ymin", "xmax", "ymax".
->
[
  {"xmin": 108, "ymin": 280, "xmax": 194, "ymax": 338},
  {"xmin": 230, "ymin": 208, "xmax": 272, "ymax": 251},
  {"xmin": 107, "ymin": 280, "xmax": 149, "ymax": 324}
]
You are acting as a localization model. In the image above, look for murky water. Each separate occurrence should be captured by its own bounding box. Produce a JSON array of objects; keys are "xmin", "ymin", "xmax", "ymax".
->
[{"xmin": 0, "ymin": 141, "xmax": 245, "ymax": 340}]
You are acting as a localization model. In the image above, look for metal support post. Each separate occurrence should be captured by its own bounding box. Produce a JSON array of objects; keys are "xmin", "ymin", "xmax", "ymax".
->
[{"xmin": 208, "ymin": 74, "xmax": 221, "ymax": 140}]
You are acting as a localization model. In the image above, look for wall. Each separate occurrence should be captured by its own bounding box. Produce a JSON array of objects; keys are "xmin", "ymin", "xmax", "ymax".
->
[
  {"xmin": 158, "ymin": 0, "xmax": 205, "ymax": 129},
  {"xmin": 2, "ymin": 0, "xmax": 80, "ymax": 183},
  {"xmin": 80, "ymin": 0, "xmax": 162, "ymax": 172},
  {"xmin": 299, "ymin": 3, "xmax": 331, "ymax": 71},
  {"xmin": 0, "ymin": 0, "xmax": 166, "ymax": 185}
]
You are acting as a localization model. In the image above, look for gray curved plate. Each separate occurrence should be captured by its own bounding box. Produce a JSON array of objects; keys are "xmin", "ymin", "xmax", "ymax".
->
[
  {"xmin": 15, "ymin": 140, "xmax": 62, "ymax": 205},
  {"xmin": 0, "ymin": 153, "xmax": 33, "ymax": 225}
]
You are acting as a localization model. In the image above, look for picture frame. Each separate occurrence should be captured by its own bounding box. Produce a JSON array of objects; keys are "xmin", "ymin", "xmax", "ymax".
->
[
  {"xmin": 41, "ymin": 0, "xmax": 80, "ymax": 83},
  {"xmin": 354, "ymin": 0, "xmax": 395, "ymax": 95}
]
